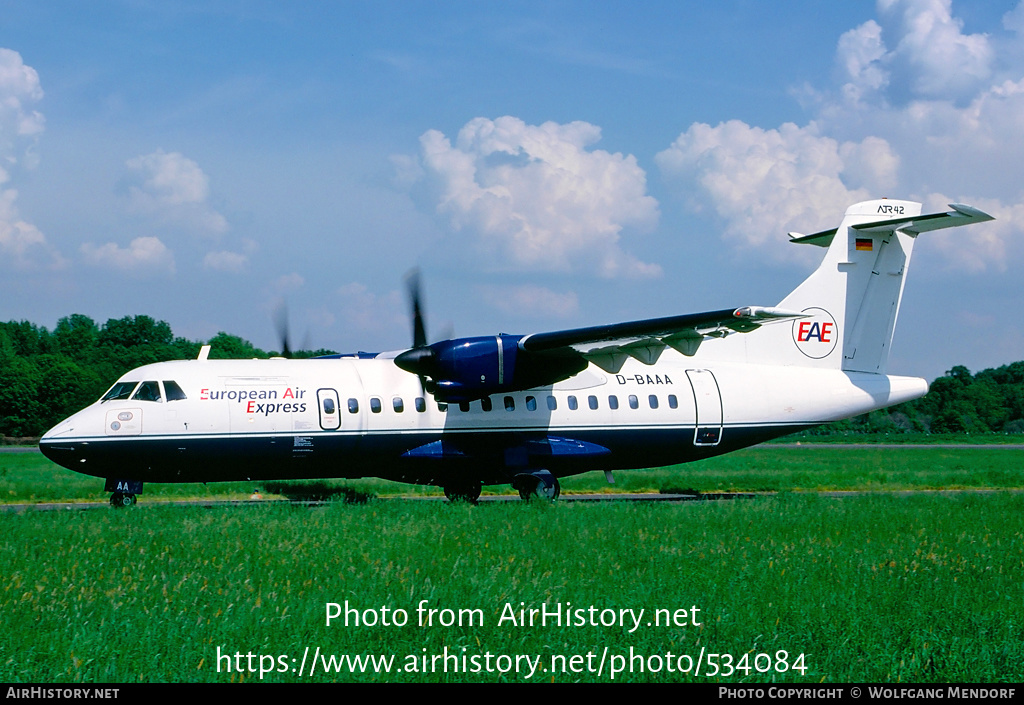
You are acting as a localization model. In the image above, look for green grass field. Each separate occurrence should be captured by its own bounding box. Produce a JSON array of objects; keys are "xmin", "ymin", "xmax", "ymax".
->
[
  {"xmin": 3, "ymin": 445, "xmax": 1024, "ymax": 502},
  {"xmin": 0, "ymin": 447, "xmax": 1022, "ymax": 683}
]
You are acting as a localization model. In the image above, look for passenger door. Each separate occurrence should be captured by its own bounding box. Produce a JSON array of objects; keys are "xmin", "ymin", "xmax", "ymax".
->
[
  {"xmin": 317, "ymin": 388, "xmax": 342, "ymax": 430},
  {"xmin": 686, "ymin": 369, "xmax": 723, "ymax": 446}
]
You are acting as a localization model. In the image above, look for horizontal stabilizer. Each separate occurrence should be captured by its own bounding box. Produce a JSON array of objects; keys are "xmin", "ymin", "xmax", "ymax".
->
[
  {"xmin": 788, "ymin": 228, "xmax": 837, "ymax": 247},
  {"xmin": 789, "ymin": 203, "xmax": 994, "ymax": 247}
]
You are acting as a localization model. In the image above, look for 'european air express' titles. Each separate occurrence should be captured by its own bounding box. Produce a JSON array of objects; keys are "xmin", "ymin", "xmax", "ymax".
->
[{"xmin": 200, "ymin": 386, "xmax": 308, "ymax": 416}]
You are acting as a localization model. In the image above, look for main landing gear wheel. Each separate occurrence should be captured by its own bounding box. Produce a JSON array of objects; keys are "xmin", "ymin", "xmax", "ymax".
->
[
  {"xmin": 443, "ymin": 483, "xmax": 482, "ymax": 504},
  {"xmin": 517, "ymin": 476, "xmax": 560, "ymax": 502},
  {"xmin": 109, "ymin": 492, "xmax": 137, "ymax": 508}
]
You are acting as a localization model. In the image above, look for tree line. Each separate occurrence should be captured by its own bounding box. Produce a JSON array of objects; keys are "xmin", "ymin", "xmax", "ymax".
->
[{"xmin": 2, "ymin": 314, "xmax": 1023, "ymax": 439}]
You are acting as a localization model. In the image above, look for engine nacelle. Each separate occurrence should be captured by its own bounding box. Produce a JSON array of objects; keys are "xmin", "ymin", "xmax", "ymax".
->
[{"xmin": 394, "ymin": 334, "xmax": 586, "ymax": 403}]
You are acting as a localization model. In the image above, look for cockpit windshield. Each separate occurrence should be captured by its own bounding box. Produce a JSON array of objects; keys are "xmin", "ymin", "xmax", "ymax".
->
[
  {"xmin": 100, "ymin": 380, "xmax": 187, "ymax": 403},
  {"xmin": 164, "ymin": 380, "xmax": 187, "ymax": 401},
  {"xmin": 100, "ymin": 381, "xmax": 139, "ymax": 402},
  {"xmin": 132, "ymin": 381, "xmax": 162, "ymax": 403}
]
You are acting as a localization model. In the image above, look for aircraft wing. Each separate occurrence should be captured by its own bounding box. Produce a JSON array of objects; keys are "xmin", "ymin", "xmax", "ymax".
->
[
  {"xmin": 519, "ymin": 306, "xmax": 805, "ymax": 372},
  {"xmin": 395, "ymin": 291, "xmax": 807, "ymax": 399}
]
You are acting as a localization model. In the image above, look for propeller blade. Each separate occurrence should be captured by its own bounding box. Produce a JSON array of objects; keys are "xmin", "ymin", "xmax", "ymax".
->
[
  {"xmin": 402, "ymin": 268, "xmax": 435, "ymax": 395},
  {"xmin": 405, "ymin": 268, "xmax": 428, "ymax": 349},
  {"xmin": 273, "ymin": 301, "xmax": 292, "ymax": 358}
]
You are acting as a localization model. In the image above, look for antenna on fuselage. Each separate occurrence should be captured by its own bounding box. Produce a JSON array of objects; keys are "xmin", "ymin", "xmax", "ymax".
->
[{"xmin": 197, "ymin": 345, "xmax": 211, "ymax": 361}]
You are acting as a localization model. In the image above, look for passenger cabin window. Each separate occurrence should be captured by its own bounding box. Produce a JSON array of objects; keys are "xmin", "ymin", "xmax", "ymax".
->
[
  {"xmin": 547, "ymin": 396, "xmax": 557, "ymax": 411},
  {"xmin": 668, "ymin": 394, "xmax": 678, "ymax": 409},
  {"xmin": 649, "ymin": 395, "xmax": 659, "ymax": 409},
  {"xmin": 481, "ymin": 397, "xmax": 493, "ymax": 412},
  {"xmin": 163, "ymin": 381, "xmax": 187, "ymax": 401},
  {"xmin": 415, "ymin": 397, "xmax": 426, "ymax": 413},
  {"xmin": 348, "ymin": 398, "xmax": 359, "ymax": 413},
  {"xmin": 459, "ymin": 402, "xmax": 470, "ymax": 413},
  {"xmin": 628, "ymin": 395, "xmax": 639, "ymax": 409},
  {"xmin": 393, "ymin": 397, "xmax": 404, "ymax": 413},
  {"xmin": 132, "ymin": 381, "xmax": 162, "ymax": 403},
  {"xmin": 526, "ymin": 396, "xmax": 537, "ymax": 411},
  {"xmin": 588, "ymin": 395, "xmax": 598, "ymax": 410},
  {"xmin": 101, "ymin": 381, "xmax": 138, "ymax": 402},
  {"xmin": 504, "ymin": 396, "xmax": 515, "ymax": 412},
  {"xmin": 370, "ymin": 397, "xmax": 382, "ymax": 413},
  {"xmin": 567, "ymin": 395, "xmax": 578, "ymax": 411},
  {"xmin": 608, "ymin": 395, "xmax": 619, "ymax": 410},
  {"xmin": 323, "ymin": 398, "xmax": 336, "ymax": 415}
]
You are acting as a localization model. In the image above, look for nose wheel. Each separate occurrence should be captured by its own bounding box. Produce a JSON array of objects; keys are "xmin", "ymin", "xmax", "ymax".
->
[{"xmin": 109, "ymin": 492, "xmax": 137, "ymax": 508}]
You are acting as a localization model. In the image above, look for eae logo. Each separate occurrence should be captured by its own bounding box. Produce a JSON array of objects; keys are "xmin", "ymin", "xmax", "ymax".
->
[{"xmin": 792, "ymin": 307, "xmax": 838, "ymax": 359}]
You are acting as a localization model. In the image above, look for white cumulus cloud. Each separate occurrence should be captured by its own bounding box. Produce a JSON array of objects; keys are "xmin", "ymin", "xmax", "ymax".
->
[
  {"xmin": 203, "ymin": 249, "xmax": 248, "ymax": 272},
  {"xmin": 125, "ymin": 149, "xmax": 228, "ymax": 234},
  {"xmin": 203, "ymin": 239, "xmax": 256, "ymax": 273},
  {"xmin": 0, "ymin": 48, "xmax": 63, "ymax": 270},
  {"xmin": 406, "ymin": 116, "xmax": 661, "ymax": 278},
  {"xmin": 825, "ymin": 0, "xmax": 995, "ymax": 111},
  {"xmin": 0, "ymin": 216, "xmax": 65, "ymax": 270},
  {"xmin": 918, "ymin": 193, "xmax": 1024, "ymax": 273},
  {"xmin": 875, "ymin": 0, "xmax": 994, "ymax": 103},
  {"xmin": 659, "ymin": 0, "xmax": 1021, "ymax": 272},
  {"xmin": 80, "ymin": 236, "xmax": 175, "ymax": 275},
  {"xmin": 656, "ymin": 120, "xmax": 899, "ymax": 259},
  {"xmin": 0, "ymin": 47, "xmax": 44, "ymax": 147}
]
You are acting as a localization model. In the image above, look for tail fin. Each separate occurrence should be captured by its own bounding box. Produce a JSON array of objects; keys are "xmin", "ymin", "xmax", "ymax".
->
[{"xmin": 771, "ymin": 199, "xmax": 993, "ymax": 372}]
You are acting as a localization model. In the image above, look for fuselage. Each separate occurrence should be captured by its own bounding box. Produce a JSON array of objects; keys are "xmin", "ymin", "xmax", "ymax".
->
[{"xmin": 39, "ymin": 353, "xmax": 927, "ymax": 489}]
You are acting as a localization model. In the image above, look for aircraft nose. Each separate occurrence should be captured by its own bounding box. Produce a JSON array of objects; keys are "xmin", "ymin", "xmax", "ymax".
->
[
  {"xmin": 39, "ymin": 437, "xmax": 79, "ymax": 470},
  {"xmin": 39, "ymin": 418, "xmax": 83, "ymax": 471}
]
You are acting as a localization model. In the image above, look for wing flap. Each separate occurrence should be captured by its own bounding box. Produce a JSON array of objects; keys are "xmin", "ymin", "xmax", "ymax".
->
[{"xmin": 520, "ymin": 306, "xmax": 806, "ymax": 369}]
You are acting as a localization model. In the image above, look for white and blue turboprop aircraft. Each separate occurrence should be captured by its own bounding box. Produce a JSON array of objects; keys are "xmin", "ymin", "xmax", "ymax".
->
[{"xmin": 40, "ymin": 199, "xmax": 994, "ymax": 505}]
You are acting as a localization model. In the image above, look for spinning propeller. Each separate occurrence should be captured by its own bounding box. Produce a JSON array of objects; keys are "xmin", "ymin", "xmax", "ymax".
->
[
  {"xmin": 273, "ymin": 302, "xmax": 293, "ymax": 358},
  {"xmin": 393, "ymin": 269, "xmax": 580, "ymax": 403},
  {"xmin": 272, "ymin": 301, "xmax": 310, "ymax": 358},
  {"xmin": 396, "ymin": 269, "xmax": 439, "ymax": 393}
]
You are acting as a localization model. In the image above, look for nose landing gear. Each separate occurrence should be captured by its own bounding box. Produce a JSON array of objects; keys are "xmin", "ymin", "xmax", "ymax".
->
[{"xmin": 105, "ymin": 478, "xmax": 143, "ymax": 508}]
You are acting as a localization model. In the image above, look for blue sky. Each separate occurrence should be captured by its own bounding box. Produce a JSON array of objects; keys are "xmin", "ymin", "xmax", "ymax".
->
[{"xmin": 2, "ymin": 0, "xmax": 1022, "ymax": 381}]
